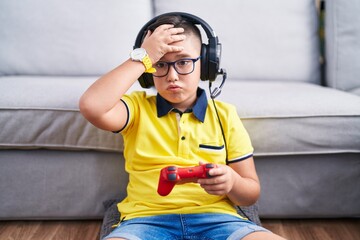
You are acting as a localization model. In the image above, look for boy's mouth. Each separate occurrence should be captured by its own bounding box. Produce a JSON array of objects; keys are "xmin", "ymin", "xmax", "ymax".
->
[{"xmin": 167, "ymin": 84, "xmax": 181, "ymax": 91}]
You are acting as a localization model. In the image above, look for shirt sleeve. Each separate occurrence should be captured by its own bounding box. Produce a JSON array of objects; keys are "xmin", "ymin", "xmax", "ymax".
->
[{"xmin": 116, "ymin": 91, "xmax": 141, "ymax": 134}]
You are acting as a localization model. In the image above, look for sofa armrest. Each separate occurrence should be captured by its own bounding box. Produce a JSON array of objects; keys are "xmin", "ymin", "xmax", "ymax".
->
[{"xmin": 325, "ymin": 0, "xmax": 360, "ymax": 95}]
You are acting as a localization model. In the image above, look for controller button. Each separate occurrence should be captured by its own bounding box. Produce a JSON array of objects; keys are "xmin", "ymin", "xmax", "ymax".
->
[
  {"xmin": 168, "ymin": 173, "xmax": 177, "ymax": 181},
  {"xmin": 205, "ymin": 163, "xmax": 214, "ymax": 169},
  {"xmin": 167, "ymin": 166, "xmax": 177, "ymax": 171}
]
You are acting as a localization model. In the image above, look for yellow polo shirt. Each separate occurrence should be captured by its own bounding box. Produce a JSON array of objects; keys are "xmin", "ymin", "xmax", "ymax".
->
[{"xmin": 117, "ymin": 88, "xmax": 253, "ymax": 220}]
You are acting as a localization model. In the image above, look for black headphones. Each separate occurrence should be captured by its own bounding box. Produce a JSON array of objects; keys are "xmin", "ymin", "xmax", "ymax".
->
[{"xmin": 134, "ymin": 12, "xmax": 225, "ymax": 89}]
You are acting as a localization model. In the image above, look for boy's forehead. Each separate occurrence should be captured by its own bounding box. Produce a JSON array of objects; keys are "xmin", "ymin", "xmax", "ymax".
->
[
  {"xmin": 162, "ymin": 36, "xmax": 201, "ymax": 61},
  {"xmin": 179, "ymin": 33, "xmax": 201, "ymax": 50}
]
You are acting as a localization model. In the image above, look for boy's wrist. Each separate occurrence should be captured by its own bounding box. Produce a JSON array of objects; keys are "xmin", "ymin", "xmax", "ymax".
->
[{"xmin": 130, "ymin": 48, "xmax": 156, "ymax": 73}]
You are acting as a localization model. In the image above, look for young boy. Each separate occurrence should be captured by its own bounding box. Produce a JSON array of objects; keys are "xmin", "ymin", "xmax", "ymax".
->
[{"xmin": 80, "ymin": 13, "xmax": 286, "ymax": 240}]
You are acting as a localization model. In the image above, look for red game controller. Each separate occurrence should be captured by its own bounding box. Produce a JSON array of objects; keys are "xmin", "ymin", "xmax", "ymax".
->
[{"xmin": 157, "ymin": 163, "xmax": 217, "ymax": 196}]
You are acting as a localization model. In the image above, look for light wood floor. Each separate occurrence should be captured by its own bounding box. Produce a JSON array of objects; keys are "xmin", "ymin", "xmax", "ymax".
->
[
  {"xmin": 262, "ymin": 219, "xmax": 360, "ymax": 240},
  {"xmin": 0, "ymin": 219, "xmax": 359, "ymax": 240}
]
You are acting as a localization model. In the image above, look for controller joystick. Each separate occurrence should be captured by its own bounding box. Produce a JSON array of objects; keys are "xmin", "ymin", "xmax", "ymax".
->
[{"xmin": 157, "ymin": 163, "xmax": 217, "ymax": 196}]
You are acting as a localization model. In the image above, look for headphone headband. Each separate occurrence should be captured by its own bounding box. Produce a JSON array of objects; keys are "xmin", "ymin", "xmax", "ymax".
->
[
  {"xmin": 134, "ymin": 12, "xmax": 218, "ymax": 49},
  {"xmin": 134, "ymin": 12, "xmax": 223, "ymax": 88}
]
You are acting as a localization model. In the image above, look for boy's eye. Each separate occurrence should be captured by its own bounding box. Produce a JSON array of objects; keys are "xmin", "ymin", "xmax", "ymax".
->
[
  {"xmin": 155, "ymin": 62, "xmax": 167, "ymax": 69},
  {"xmin": 176, "ymin": 60, "xmax": 191, "ymax": 67}
]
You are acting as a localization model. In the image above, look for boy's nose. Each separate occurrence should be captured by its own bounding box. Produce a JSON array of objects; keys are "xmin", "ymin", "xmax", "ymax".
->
[{"xmin": 166, "ymin": 65, "xmax": 179, "ymax": 82}]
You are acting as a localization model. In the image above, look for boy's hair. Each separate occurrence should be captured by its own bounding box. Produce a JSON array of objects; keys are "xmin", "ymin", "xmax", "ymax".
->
[{"xmin": 146, "ymin": 14, "xmax": 202, "ymax": 44}]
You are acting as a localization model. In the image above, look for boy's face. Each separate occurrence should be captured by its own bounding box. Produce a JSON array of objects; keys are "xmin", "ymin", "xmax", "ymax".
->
[{"xmin": 153, "ymin": 32, "xmax": 201, "ymax": 111}]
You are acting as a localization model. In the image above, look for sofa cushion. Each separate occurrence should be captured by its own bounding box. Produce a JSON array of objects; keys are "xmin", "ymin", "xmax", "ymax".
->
[
  {"xmin": 325, "ymin": 0, "xmax": 360, "ymax": 95},
  {"xmin": 0, "ymin": 76, "xmax": 156, "ymax": 152},
  {"xmin": 1, "ymin": 77, "xmax": 360, "ymax": 157},
  {"xmin": 0, "ymin": 0, "xmax": 152, "ymax": 76},
  {"xmin": 210, "ymin": 80, "xmax": 360, "ymax": 156},
  {"xmin": 0, "ymin": 76, "xmax": 121, "ymax": 152},
  {"xmin": 154, "ymin": 0, "xmax": 320, "ymax": 84}
]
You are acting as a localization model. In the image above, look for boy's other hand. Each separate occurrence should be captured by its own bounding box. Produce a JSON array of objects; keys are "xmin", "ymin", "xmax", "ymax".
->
[
  {"xmin": 197, "ymin": 161, "xmax": 236, "ymax": 196},
  {"xmin": 141, "ymin": 24, "xmax": 186, "ymax": 63}
]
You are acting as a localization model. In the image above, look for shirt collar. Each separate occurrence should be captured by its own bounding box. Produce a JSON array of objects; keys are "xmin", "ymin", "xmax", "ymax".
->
[{"xmin": 156, "ymin": 88, "xmax": 208, "ymax": 122}]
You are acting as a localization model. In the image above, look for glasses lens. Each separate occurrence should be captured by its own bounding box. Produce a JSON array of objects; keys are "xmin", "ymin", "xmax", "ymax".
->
[
  {"xmin": 174, "ymin": 59, "xmax": 194, "ymax": 75},
  {"xmin": 153, "ymin": 62, "xmax": 168, "ymax": 77}
]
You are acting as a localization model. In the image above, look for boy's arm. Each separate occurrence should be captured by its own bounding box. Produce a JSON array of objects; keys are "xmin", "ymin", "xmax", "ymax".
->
[
  {"xmin": 226, "ymin": 157, "xmax": 261, "ymax": 206},
  {"xmin": 79, "ymin": 25, "xmax": 185, "ymax": 132},
  {"xmin": 198, "ymin": 157, "xmax": 261, "ymax": 206},
  {"xmin": 79, "ymin": 59, "xmax": 144, "ymax": 132}
]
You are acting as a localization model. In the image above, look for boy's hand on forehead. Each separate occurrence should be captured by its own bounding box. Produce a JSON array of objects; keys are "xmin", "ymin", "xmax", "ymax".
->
[{"xmin": 141, "ymin": 24, "xmax": 186, "ymax": 63}]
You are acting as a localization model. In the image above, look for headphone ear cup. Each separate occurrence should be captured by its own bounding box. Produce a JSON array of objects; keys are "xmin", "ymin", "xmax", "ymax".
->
[
  {"xmin": 138, "ymin": 73, "xmax": 154, "ymax": 88},
  {"xmin": 207, "ymin": 42, "xmax": 220, "ymax": 82},
  {"xmin": 200, "ymin": 43, "xmax": 208, "ymax": 81}
]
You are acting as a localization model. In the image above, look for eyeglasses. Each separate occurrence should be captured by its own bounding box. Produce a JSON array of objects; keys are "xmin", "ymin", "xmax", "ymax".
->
[{"xmin": 152, "ymin": 56, "xmax": 201, "ymax": 77}]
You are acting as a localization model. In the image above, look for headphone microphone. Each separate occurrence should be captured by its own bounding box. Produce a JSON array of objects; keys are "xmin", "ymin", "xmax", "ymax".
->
[{"xmin": 210, "ymin": 69, "xmax": 227, "ymax": 99}]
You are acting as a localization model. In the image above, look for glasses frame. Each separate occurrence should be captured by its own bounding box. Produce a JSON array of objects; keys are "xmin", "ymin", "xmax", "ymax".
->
[{"xmin": 152, "ymin": 56, "xmax": 201, "ymax": 77}]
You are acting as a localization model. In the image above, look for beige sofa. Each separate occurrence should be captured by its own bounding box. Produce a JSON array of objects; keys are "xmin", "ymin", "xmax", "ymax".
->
[{"xmin": 0, "ymin": 0, "xmax": 359, "ymax": 220}]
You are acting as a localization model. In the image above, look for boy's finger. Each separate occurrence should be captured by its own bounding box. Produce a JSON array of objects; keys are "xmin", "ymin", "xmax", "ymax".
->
[
  {"xmin": 167, "ymin": 27, "xmax": 185, "ymax": 34},
  {"xmin": 143, "ymin": 30, "xmax": 152, "ymax": 40},
  {"xmin": 168, "ymin": 45, "xmax": 184, "ymax": 52},
  {"xmin": 169, "ymin": 34, "xmax": 186, "ymax": 43},
  {"xmin": 208, "ymin": 167, "xmax": 224, "ymax": 177},
  {"xmin": 155, "ymin": 24, "xmax": 174, "ymax": 32}
]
